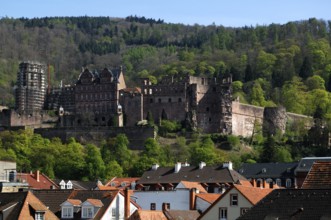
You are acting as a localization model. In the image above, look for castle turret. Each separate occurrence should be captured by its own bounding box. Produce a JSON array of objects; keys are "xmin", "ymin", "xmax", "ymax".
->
[{"xmin": 15, "ymin": 61, "xmax": 46, "ymax": 113}]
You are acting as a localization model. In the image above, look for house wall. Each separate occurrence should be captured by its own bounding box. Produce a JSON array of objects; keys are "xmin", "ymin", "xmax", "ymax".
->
[
  {"xmin": 0, "ymin": 161, "xmax": 16, "ymax": 181},
  {"xmin": 102, "ymin": 193, "xmax": 137, "ymax": 220},
  {"xmin": 133, "ymin": 189, "xmax": 190, "ymax": 210},
  {"xmin": 195, "ymin": 197, "xmax": 211, "ymax": 213},
  {"xmin": 200, "ymin": 188, "xmax": 252, "ymax": 220}
]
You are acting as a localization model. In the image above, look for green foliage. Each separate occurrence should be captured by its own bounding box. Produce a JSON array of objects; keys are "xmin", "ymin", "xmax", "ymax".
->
[
  {"xmin": 84, "ymin": 144, "xmax": 105, "ymax": 180},
  {"xmin": 159, "ymin": 120, "xmax": 181, "ymax": 136}
]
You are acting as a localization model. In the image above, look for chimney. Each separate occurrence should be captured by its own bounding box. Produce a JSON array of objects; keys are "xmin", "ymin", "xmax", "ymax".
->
[
  {"xmin": 190, "ymin": 188, "xmax": 197, "ymax": 210},
  {"xmin": 124, "ymin": 189, "xmax": 133, "ymax": 220},
  {"xmin": 223, "ymin": 161, "xmax": 233, "ymax": 170},
  {"xmin": 35, "ymin": 170, "xmax": 40, "ymax": 182},
  {"xmin": 175, "ymin": 162, "xmax": 181, "ymax": 173},
  {"xmin": 162, "ymin": 203, "xmax": 169, "ymax": 211},
  {"xmin": 152, "ymin": 164, "xmax": 159, "ymax": 171},
  {"xmin": 199, "ymin": 162, "xmax": 206, "ymax": 169}
]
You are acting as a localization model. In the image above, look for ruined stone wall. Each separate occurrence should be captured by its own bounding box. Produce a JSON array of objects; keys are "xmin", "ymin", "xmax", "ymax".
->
[
  {"xmin": 231, "ymin": 101, "xmax": 264, "ymax": 137},
  {"xmin": 0, "ymin": 109, "xmax": 57, "ymax": 129},
  {"xmin": 141, "ymin": 78, "xmax": 187, "ymax": 123},
  {"xmin": 121, "ymin": 91, "xmax": 143, "ymax": 126},
  {"xmin": 35, "ymin": 126, "xmax": 155, "ymax": 150},
  {"xmin": 195, "ymin": 85, "xmax": 222, "ymax": 133}
]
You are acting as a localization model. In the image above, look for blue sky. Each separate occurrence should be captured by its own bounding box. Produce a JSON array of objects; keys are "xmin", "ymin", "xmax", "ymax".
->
[{"xmin": 1, "ymin": 0, "xmax": 330, "ymax": 27}]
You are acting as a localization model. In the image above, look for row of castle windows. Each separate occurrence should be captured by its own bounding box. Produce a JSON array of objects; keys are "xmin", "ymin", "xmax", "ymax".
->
[
  {"xmin": 76, "ymin": 104, "xmax": 114, "ymax": 112},
  {"xmin": 76, "ymin": 93, "xmax": 114, "ymax": 101},
  {"xmin": 150, "ymin": 98, "xmax": 182, "ymax": 103},
  {"xmin": 143, "ymin": 88, "xmax": 185, "ymax": 95},
  {"xmin": 76, "ymin": 85, "xmax": 114, "ymax": 91}
]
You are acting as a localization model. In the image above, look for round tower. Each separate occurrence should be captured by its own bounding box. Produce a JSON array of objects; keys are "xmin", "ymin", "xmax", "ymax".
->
[{"xmin": 263, "ymin": 106, "xmax": 287, "ymax": 136}]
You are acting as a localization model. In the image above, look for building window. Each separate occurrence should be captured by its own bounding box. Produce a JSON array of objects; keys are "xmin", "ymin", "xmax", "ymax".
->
[
  {"xmin": 206, "ymin": 107, "xmax": 209, "ymax": 112},
  {"xmin": 150, "ymin": 98, "xmax": 153, "ymax": 103},
  {"xmin": 158, "ymin": 98, "xmax": 162, "ymax": 103},
  {"xmin": 256, "ymin": 179, "xmax": 262, "ymax": 187},
  {"xmin": 112, "ymin": 208, "xmax": 116, "ymax": 216},
  {"xmin": 168, "ymin": 98, "xmax": 172, "ymax": 103},
  {"xmin": 219, "ymin": 207, "xmax": 227, "ymax": 219},
  {"xmin": 162, "ymin": 203, "xmax": 170, "ymax": 210},
  {"xmin": 276, "ymin": 178, "xmax": 282, "ymax": 187},
  {"xmin": 230, "ymin": 194, "xmax": 238, "ymax": 206},
  {"xmin": 178, "ymin": 98, "xmax": 182, "ymax": 102},
  {"xmin": 241, "ymin": 208, "xmax": 249, "ymax": 215},
  {"xmin": 35, "ymin": 212, "xmax": 45, "ymax": 220},
  {"xmin": 82, "ymin": 206, "xmax": 94, "ymax": 218},
  {"xmin": 62, "ymin": 207, "xmax": 73, "ymax": 218},
  {"xmin": 286, "ymin": 179, "xmax": 292, "ymax": 188},
  {"xmin": 150, "ymin": 203, "xmax": 156, "ymax": 210}
]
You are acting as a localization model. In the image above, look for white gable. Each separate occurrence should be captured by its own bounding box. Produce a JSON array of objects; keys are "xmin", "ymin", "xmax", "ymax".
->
[{"xmin": 60, "ymin": 200, "xmax": 74, "ymax": 207}]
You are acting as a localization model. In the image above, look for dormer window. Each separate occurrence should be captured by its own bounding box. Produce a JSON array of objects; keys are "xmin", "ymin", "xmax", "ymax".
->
[
  {"xmin": 59, "ymin": 180, "xmax": 66, "ymax": 189},
  {"xmin": 81, "ymin": 199, "xmax": 103, "ymax": 219},
  {"xmin": 82, "ymin": 206, "xmax": 94, "ymax": 218},
  {"xmin": 35, "ymin": 212, "xmax": 45, "ymax": 220},
  {"xmin": 62, "ymin": 207, "xmax": 73, "ymax": 218},
  {"xmin": 60, "ymin": 199, "xmax": 81, "ymax": 219},
  {"xmin": 66, "ymin": 180, "xmax": 73, "ymax": 189}
]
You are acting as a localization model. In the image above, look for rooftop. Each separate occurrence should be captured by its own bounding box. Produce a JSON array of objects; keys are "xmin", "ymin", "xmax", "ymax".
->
[{"xmin": 301, "ymin": 161, "xmax": 331, "ymax": 189}]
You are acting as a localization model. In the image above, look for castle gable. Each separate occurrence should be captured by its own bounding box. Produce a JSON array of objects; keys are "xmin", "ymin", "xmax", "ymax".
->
[{"xmin": 77, "ymin": 68, "xmax": 94, "ymax": 84}]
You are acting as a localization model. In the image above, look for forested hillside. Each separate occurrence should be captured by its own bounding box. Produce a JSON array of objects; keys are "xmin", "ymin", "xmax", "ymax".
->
[{"xmin": 1, "ymin": 16, "xmax": 331, "ymax": 118}]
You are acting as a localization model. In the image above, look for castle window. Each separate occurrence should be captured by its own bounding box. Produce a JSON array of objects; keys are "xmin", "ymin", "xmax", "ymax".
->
[
  {"xmin": 201, "ymin": 78, "xmax": 205, "ymax": 85},
  {"xmin": 178, "ymin": 98, "xmax": 182, "ymax": 102},
  {"xmin": 206, "ymin": 107, "xmax": 209, "ymax": 112},
  {"xmin": 149, "ymin": 89, "xmax": 153, "ymax": 95},
  {"xmin": 286, "ymin": 179, "xmax": 292, "ymax": 188},
  {"xmin": 150, "ymin": 98, "xmax": 153, "ymax": 103},
  {"xmin": 209, "ymin": 118, "xmax": 212, "ymax": 122},
  {"xmin": 168, "ymin": 98, "xmax": 172, "ymax": 103},
  {"xmin": 213, "ymin": 87, "xmax": 216, "ymax": 92},
  {"xmin": 158, "ymin": 98, "xmax": 162, "ymax": 103}
]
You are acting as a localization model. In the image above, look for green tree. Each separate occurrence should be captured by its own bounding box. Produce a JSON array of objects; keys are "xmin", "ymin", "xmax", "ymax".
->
[
  {"xmin": 255, "ymin": 50, "xmax": 277, "ymax": 79},
  {"xmin": 281, "ymin": 77, "xmax": 308, "ymax": 114},
  {"xmin": 189, "ymin": 136, "xmax": 218, "ymax": 165},
  {"xmin": 260, "ymin": 136, "xmax": 277, "ymax": 162},
  {"xmin": 55, "ymin": 138, "xmax": 85, "ymax": 180},
  {"xmin": 306, "ymin": 75, "xmax": 325, "ymax": 90},
  {"xmin": 299, "ymin": 57, "xmax": 313, "ymax": 79},
  {"xmin": 250, "ymin": 81, "xmax": 266, "ymax": 106},
  {"xmin": 104, "ymin": 160, "xmax": 123, "ymax": 179},
  {"xmin": 84, "ymin": 144, "xmax": 105, "ymax": 180}
]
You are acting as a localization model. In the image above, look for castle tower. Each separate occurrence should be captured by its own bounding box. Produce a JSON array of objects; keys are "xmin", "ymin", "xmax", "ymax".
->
[
  {"xmin": 15, "ymin": 62, "xmax": 46, "ymax": 113},
  {"xmin": 262, "ymin": 106, "xmax": 287, "ymax": 136}
]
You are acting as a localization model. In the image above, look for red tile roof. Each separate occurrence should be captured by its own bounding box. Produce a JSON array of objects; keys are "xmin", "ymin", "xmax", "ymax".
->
[
  {"xmin": 129, "ymin": 210, "xmax": 167, "ymax": 220},
  {"xmin": 234, "ymin": 184, "xmax": 274, "ymax": 205},
  {"xmin": 16, "ymin": 171, "xmax": 58, "ymax": 190},
  {"xmin": 85, "ymin": 198, "xmax": 103, "ymax": 207},
  {"xmin": 66, "ymin": 199, "xmax": 82, "ymax": 206},
  {"xmin": 196, "ymin": 193, "xmax": 221, "ymax": 204},
  {"xmin": 105, "ymin": 177, "xmax": 139, "ymax": 189},
  {"xmin": 301, "ymin": 161, "xmax": 331, "ymax": 189},
  {"xmin": 178, "ymin": 181, "xmax": 207, "ymax": 193}
]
